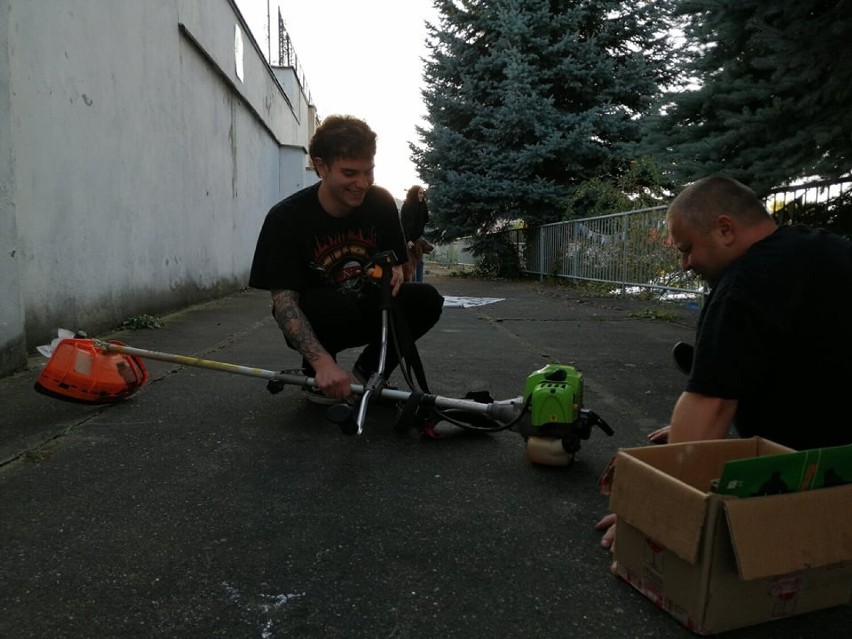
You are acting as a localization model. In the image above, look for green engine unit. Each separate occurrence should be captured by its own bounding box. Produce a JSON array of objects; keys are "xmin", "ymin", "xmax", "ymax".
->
[{"xmin": 523, "ymin": 363, "xmax": 583, "ymax": 430}]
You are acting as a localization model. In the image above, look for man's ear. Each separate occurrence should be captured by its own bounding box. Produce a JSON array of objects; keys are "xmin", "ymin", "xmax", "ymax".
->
[
  {"xmin": 313, "ymin": 157, "xmax": 327, "ymax": 179},
  {"xmin": 715, "ymin": 214, "xmax": 736, "ymax": 246}
]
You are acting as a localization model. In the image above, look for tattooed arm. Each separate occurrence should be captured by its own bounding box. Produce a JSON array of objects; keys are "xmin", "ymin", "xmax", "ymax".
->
[{"xmin": 271, "ymin": 289, "xmax": 353, "ymax": 399}]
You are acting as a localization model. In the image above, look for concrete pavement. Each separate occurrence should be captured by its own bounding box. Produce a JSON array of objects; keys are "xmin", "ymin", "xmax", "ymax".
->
[{"xmin": 1, "ymin": 273, "xmax": 849, "ymax": 638}]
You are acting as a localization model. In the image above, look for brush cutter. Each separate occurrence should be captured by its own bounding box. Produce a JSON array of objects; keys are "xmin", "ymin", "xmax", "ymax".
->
[
  {"xmin": 34, "ymin": 252, "xmax": 613, "ymax": 464},
  {"xmin": 35, "ymin": 338, "xmax": 612, "ymax": 464}
]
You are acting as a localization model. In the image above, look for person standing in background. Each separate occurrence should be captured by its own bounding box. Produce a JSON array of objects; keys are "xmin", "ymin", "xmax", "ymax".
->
[{"xmin": 400, "ymin": 185, "xmax": 432, "ymax": 282}]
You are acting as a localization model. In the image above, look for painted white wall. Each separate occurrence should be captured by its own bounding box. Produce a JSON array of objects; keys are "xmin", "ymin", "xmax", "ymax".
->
[
  {"xmin": 0, "ymin": 0, "xmax": 28, "ymax": 374},
  {"xmin": 0, "ymin": 0, "xmax": 317, "ymax": 375}
]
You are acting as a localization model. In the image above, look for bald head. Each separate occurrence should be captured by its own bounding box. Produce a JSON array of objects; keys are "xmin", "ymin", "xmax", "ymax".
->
[
  {"xmin": 667, "ymin": 176, "xmax": 772, "ymax": 231},
  {"xmin": 666, "ymin": 176, "xmax": 778, "ymax": 286}
]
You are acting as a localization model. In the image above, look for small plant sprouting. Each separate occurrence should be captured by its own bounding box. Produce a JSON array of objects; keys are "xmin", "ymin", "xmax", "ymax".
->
[
  {"xmin": 120, "ymin": 314, "xmax": 163, "ymax": 330},
  {"xmin": 630, "ymin": 308, "xmax": 679, "ymax": 322}
]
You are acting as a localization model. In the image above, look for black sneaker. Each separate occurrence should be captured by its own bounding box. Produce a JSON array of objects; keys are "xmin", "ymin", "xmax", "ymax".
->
[{"xmin": 301, "ymin": 385, "xmax": 338, "ymax": 406}]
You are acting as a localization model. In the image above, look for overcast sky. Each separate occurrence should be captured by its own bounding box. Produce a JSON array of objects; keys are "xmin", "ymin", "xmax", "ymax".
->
[{"xmin": 234, "ymin": 0, "xmax": 439, "ymax": 198}]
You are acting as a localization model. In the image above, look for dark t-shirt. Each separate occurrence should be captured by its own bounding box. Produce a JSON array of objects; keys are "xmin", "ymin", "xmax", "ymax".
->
[
  {"xmin": 687, "ymin": 225, "xmax": 852, "ymax": 449},
  {"xmin": 401, "ymin": 199, "xmax": 428, "ymax": 241},
  {"xmin": 249, "ymin": 183, "xmax": 407, "ymax": 296}
]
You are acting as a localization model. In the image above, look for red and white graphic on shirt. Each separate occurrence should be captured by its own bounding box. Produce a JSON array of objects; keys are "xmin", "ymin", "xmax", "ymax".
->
[{"xmin": 313, "ymin": 228, "xmax": 378, "ymax": 292}]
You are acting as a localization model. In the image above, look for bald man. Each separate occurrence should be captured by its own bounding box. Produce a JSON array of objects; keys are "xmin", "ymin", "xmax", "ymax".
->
[{"xmin": 597, "ymin": 175, "xmax": 852, "ymax": 551}]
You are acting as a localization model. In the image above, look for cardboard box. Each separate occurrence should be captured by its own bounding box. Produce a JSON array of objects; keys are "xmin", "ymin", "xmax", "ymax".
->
[{"xmin": 605, "ymin": 438, "xmax": 852, "ymax": 635}]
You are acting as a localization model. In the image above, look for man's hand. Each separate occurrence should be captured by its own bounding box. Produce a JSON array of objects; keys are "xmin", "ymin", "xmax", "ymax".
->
[
  {"xmin": 271, "ymin": 290, "xmax": 351, "ymax": 401},
  {"xmin": 647, "ymin": 425, "xmax": 670, "ymax": 443},
  {"xmin": 595, "ymin": 512, "xmax": 617, "ymax": 551},
  {"xmin": 595, "ymin": 512, "xmax": 620, "ymax": 574},
  {"xmin": 312, "ymin": 356, "xmax": 353, "ymax": 400}
]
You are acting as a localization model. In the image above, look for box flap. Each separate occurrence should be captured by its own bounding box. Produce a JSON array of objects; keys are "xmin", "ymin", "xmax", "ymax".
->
[
  {"xmin": 621, "ymin": 438, "xmax": 789, "ymax": 492},
  {"xmin": 610, "ymin": 449, "xmax": 709, "ymax": 564},
  {"xmin": 723, "ymin": 484, "xmax": 852, "ymax": 580}
]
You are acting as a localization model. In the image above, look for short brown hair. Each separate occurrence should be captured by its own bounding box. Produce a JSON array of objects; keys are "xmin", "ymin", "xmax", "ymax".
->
[{"xmin": 309, "ymin": 115, "xmax": 377, "ymax": 166}]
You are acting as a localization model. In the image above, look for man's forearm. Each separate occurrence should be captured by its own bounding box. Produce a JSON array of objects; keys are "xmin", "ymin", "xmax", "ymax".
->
[
  {"xmin": 271, "ymin": 289, "xmax": 330, "ymax": 366},
  {"xmin": 668, "ymin": 391, "xmax": 737, "ymax": 443}
]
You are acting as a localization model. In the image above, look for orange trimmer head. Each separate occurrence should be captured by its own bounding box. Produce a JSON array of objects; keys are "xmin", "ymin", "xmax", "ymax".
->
[{"xmin": 34, "ymin": 338, "xmax": 149, "ymax": 404}]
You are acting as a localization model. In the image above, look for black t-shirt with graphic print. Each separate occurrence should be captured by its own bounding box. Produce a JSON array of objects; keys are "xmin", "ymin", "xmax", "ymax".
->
[{"xmin": 249, "ymin": 183, "xmax": 407, "ymax": 296}]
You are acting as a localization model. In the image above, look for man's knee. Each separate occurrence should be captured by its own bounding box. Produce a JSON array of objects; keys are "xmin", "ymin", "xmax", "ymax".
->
[{"xmin": 398, "ymin": 283, "xmax": 443, "ymax": 330}]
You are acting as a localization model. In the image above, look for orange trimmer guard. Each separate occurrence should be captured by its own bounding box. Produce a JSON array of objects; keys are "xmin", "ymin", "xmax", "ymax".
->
[{"xmin": 35, "ymin": 339, "xmax": 149, "ymax": 404}]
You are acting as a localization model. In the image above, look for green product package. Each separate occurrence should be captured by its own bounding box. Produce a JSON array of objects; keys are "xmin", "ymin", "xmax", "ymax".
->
[{"xmin": 715, "ymin": 444, "xmax": 852, "ymax": 498}]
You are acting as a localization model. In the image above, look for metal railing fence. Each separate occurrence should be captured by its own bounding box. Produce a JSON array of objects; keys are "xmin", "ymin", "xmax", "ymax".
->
[
  {"xmin": 767, "ymin": 178, "xmax": 852, "ymax": 217},
  {"xmin": 501, "ymin": 206, "xmax": 705, "ymax": 297},
  {"xmin": 426, "ymin": 177, "xmax": 852, "ymax": 299},
  {"xmin": 427, "ymin": 206, "xmax": 705, "ymax": 298}
]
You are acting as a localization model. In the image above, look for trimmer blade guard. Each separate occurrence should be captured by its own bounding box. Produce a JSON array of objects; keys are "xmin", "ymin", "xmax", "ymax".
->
[{"xmin": 34, "ymin": 338, "xmax": 149, "ymax": 404}]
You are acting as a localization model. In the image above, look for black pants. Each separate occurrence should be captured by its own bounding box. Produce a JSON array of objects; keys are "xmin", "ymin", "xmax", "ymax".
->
[{"xmin": 292, "ymin": 282, "xmax": 444, "ymax": 377}]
